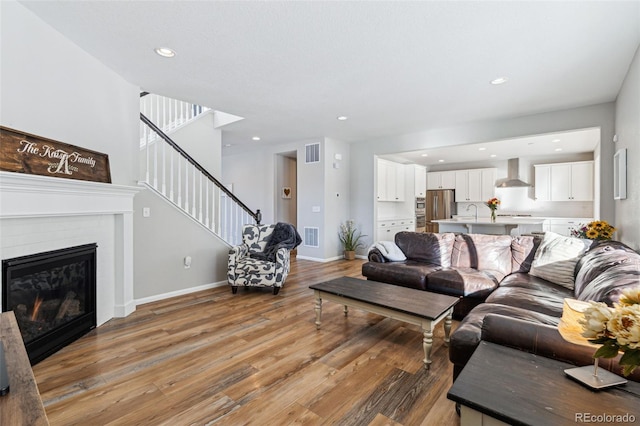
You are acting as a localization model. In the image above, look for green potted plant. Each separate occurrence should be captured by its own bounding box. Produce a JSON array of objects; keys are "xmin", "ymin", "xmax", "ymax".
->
[{"xmin": 339, "ymin": 220, "xmax": 366, "ymax": 260}]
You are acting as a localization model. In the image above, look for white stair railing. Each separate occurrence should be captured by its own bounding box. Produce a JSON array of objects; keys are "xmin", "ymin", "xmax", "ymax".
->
[
  {"xmin": 139, "ymin": 93, "xmax": 210, "ymax": 148},
  {"xmin": 139, "ymin": 109, "xmax": 260, "ymax": 247}
]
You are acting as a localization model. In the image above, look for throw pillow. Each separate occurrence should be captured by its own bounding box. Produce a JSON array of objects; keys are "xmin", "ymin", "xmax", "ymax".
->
[{"xmin": 529, "ymin": 231, "xmax": 592, "ymax": 290}]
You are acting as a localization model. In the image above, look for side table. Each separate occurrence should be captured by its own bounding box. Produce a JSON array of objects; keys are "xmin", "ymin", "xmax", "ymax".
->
[{"xmin": 447, "ymin": 341, "xmax": 640, "ymax": 426}]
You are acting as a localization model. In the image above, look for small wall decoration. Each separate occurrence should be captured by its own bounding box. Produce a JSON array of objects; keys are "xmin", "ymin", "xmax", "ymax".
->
[
  {"xmin": 0, "ymin": 126, "xmax": 111, "ymax": 183},
  {"xmin": 613, "ymin": 148, "xmax": 627, "ymax": 200},
  {"xmin": 282, "ymin": 187, "xmax": 291, "ymax": 199}
]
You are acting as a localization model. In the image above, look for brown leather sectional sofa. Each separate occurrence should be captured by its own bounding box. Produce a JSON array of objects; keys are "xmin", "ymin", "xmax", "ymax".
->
[{"xmin": 362, "ymin": 231, "xmax": 640, "ymax": 382}]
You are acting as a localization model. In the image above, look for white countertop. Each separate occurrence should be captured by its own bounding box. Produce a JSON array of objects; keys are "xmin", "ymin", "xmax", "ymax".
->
[{"xmin": 433, "ymin": 217, "xmax": 546, "ymax": 226}]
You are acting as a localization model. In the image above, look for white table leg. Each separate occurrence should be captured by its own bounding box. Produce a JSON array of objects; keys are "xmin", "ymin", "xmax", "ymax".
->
[
  {"xmin": 314, "ymin": 291, "xmax": 322, "ymax": 330},
  {"xmin": 423, "ymin": 322, "xmax": 434, "ymax": 369},
  {"xmin": 444, "ymin": 308, "xmax": 453, "ymax": 345}
]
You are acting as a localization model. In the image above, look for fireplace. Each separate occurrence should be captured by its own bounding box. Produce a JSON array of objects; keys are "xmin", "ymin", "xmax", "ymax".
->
[{"xmin": 2, "ymin": 243, "xmax": 97, "ymax": 364}]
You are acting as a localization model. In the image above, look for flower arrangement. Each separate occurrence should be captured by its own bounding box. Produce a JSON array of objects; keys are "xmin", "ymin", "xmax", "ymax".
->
[
  {"xmin": 580, "ymin": 287, "xmax": 640, "ymax": 376},
  {"xmin": 570, "ymin": 220, "xmax": 616, "ymax": 240},
  {"xmin": 485, "ymin": 197, "xmax": 501, "ymax": 210},
  {"xmin": 485, "ymin": 197, "xmax": 500, "ymax": 222},
  {"xmin": 338, "ymin": 220, "xmax": 366, "ymax": 252}
]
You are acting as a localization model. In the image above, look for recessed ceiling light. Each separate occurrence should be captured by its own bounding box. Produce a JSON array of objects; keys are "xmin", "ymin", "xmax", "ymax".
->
[
  {"xmin": 154, "ymin": 47, "xmax": 176, "ymax": 58},
  {"xmin": 555, "ymin": 148, "xmax": 563, "ymax": 152},
  {"xmin": 490, "ymin": 77, "xmax": 508, "ymax": 85},
  {"xmin": 252, "ymin": 136, "xmax": 261, "ymax": 141},
  {"xmin": 224, "ymin": 144, "xmax": 232, "ymax": 147},
  {"xmin": 337, "ymin": 116, "xmax": 348, "ymax": 121},
  {"xmin": 478, "ymin": 147, "xmax": 487, "ymax": 151},
  {"xmin": 438, "ymin": 159, "xmax": 445, "ymax": 163},
  {"xmin": 421, "ymin": 154, "xmax": 428, "ymax": 157},
  {"xmin": 552, "ymin": 139, "xmax": 561, "ymax": 143},
  {"xmin": 490, "ymin": 154, "xmax": 497, "ymax": 158}
]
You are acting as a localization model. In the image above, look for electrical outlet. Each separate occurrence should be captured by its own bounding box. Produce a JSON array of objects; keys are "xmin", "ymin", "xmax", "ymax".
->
[
  {"xmin": 142, "ymin": 207, "xmax": 151, "ymax": 217},
  {"xmin": 184, "ymin": 256, "xmax": 192, "ymax": 269}
]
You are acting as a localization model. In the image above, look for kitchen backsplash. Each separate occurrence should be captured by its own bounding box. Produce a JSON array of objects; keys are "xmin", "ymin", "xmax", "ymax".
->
[{"xmin": 458, "ymin": 186, "xmax": 594, "ymax": 218}]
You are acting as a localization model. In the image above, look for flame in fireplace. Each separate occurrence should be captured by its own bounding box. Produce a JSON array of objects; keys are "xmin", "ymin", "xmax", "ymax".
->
[{"xmin": 31, "ymin": 295, "xmax": 43, "ymax": 321}]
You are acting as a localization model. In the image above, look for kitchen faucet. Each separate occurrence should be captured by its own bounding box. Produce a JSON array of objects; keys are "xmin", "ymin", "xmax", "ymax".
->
[{"xmin": 466, "ymin": 204, "xmax": 478, "ymax": 221}]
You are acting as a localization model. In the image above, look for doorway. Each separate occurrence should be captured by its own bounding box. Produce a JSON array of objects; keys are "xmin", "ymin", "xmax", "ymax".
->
[{"xmin": 275, "ymin": 151, "xmax": 298, "ymax": 231}]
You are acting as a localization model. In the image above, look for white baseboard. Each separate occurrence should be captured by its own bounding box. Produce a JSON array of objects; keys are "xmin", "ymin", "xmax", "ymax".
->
[
  {"xmin": 113, "ymin": 300, "xmax": 137, "ymax": 318},
  {"xmin": 135, "ymin": 280, "xmax": 228, "ymax": 306}
]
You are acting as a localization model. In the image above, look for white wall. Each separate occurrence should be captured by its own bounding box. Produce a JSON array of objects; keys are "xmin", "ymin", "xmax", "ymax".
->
[
  {"xmin": 0, "ymin": 1, "xmax": 139, "ymax": 186},
  {"xmin": 223, "ymin": 137, "xmax": 351, "ymax": 261},
  {"xmin": 350, "ymin": 103, "xmax": 617, "ymax": 246},
  {"xmin": 0, "ymin": 2, "xmax": 231, "ymax": 304},
  {"xmin": 323, "ymin": 138, "xmax": 351, "ymax": 259},
  {"xmin": 0, "ymin": 1, "xmax": 141, "ymax": 319},
  {"xmin": 133, "ymin": 189, "xmax": 228, "ymax": 300},
  {"xmin": 170, "ymin": 112, "xmax": 222, "ymax": 180},
  {"xmin": 614, "ymin": 45, "xmax": 640, "ymax": 250}
]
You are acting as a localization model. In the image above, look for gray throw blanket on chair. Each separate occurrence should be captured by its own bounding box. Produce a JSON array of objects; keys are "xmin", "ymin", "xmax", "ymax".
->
[{"xmin": 250, "ymin": 222, "xmax": 302, "ymax": 262}]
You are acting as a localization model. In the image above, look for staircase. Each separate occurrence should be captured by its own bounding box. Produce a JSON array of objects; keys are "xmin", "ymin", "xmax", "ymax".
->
[{"xmin": 138, "ymin": 93, "xmax": 260, "ymax": 246}]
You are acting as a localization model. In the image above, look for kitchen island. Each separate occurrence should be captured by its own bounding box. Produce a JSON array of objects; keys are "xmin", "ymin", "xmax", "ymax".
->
[{"xmin": 433, "ymin": 217, "xmax": 546, "ymax": 235}]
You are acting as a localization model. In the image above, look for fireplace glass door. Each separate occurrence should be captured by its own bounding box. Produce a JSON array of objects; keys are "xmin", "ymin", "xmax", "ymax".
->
[{"xmin": 2, "ymin": 243, "xmax": 97, "ymax": 364}]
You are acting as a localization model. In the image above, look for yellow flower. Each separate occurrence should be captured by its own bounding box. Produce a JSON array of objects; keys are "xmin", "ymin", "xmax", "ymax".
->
[
  {"xmin": 580, "ymin": 301, "xmax": 613, "ymax": 339},
  {"xmin": 586, "ymin": 229, "xmax": 599, "ymax": 239},
  {"xmin": 593, "ymin": 221, "xmax": 604, "ymax": 230},
  {"xmin": 619, "ymin": 287, "xmax": 640, "ymax": 307},
  {"xmin": 607, "ymin": 304, "xmax": 640, "ymax": 349}
]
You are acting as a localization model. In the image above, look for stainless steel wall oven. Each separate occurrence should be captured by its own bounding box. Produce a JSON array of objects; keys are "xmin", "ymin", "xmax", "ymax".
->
[{"xmin": 415, "ymin": 197, "xmax": 426, "ymax": 232}]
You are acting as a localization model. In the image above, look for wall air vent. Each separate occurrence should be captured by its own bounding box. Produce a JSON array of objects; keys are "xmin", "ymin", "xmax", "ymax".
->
[
  {"xmin": 305, "ymin": 143, "xmax": 320, "ymax": 164},
  {"xmin": 303, "ymin": 227, "xmax": 319, "ymax": 247}
]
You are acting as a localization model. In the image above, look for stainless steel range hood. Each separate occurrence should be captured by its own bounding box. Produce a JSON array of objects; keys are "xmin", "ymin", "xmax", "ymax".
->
[{"xmin": 496, "ymin": 158, "xmax": 531, "ymax": 188}]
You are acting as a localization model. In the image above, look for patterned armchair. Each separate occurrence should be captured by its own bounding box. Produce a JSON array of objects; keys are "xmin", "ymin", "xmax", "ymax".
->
[{"xmin": 227, "ymin": 223, "xmax": 298, "ymax": 295}]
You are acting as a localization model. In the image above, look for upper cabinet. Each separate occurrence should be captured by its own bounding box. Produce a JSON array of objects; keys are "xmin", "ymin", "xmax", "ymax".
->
[
  {"xmin": 534, "ymin": 161, "xmax": 593, "ymax": 202},
  {"xmin": 481, "ymin": 168, "xmax": 497, "ymax": 201},
  {"xmin": 427, "ymin": 171, "xmax": 456, "ymax": 190},
  {"xmin": 414, "ymin": 165, "xmax": 427, "ymax": 197},
  {"xmin": 377, "ymin": 158, "xmax": 406, "ymax": 202},
  {"xmin": 455, "ymin": 168, "xmax": 496, "ymax": 202}
]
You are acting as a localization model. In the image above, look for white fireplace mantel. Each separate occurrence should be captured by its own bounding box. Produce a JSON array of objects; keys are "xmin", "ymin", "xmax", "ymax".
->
[
  {"xmin": 0, "ymin": 171, "xmax": 141, "ymax": 219},
  {"xmin": 0, "ymin": 171, "xmax": 143, "ymax": 323}
]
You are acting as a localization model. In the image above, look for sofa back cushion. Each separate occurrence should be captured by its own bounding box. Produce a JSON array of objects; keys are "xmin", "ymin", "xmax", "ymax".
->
[
  {"xmin": 395, "ymin": 232, "xmax": 455, "ymax": 267},
  {"xmin": 510, "ymin": 235, "xmax": 541, "ymax": 273},
  {"xmin": 450, "ymin": 234, "xmax": 513, "ymax": 278},
  {"xmin": 574, "ymin": 240, "xmax": 640, "ymax": 305},
  {"xmin": 529, "ymin": 231, "xmax": 592, "ymax": 290}
]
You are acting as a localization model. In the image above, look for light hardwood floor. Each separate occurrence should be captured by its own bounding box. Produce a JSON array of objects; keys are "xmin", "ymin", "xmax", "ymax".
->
[{"xmin": 33, "ymin": 258, "xmax": 460, "ymax": 425}]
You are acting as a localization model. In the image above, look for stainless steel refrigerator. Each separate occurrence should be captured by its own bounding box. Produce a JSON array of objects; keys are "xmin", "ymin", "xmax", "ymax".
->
[{"xmin": 425, "ymin": 190, "xmax": 455, "ymax": 232}]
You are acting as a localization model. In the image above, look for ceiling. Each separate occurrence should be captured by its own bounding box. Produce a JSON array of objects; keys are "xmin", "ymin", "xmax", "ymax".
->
[
  {"xmin": 18, "ymin": 1, "xmax": 640, "ymax": 154},
  {"xmin": 380, "ymin": 127, "xmax": 601, "ymax": 167}
]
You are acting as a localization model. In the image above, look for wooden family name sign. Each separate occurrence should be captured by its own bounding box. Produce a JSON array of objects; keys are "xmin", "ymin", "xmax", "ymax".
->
[{"xmin": 0, "ymin": 126, "xmax": 111, "ymax": 183}]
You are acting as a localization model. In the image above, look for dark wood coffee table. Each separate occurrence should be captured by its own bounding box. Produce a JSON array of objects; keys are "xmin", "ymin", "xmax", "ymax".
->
[
  {"xmin": 309, "ymin": 277, "xmax": 460, "ymax": 369},
  {"xmin": 448, "ymin": 341, "xmax": 640, "ymax": 425}
]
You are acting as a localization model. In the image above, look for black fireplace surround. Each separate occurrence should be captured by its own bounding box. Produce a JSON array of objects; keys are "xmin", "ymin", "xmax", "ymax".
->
[{"xmin": 2, "ymin": 243, "xmax": 97, "ymax": 364}]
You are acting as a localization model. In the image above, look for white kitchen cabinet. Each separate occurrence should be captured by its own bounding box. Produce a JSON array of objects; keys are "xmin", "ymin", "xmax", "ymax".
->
[
  {"xmin": 455, "ymin": 168, "xmax": 496, "ymax": 202},
  {"xmin": 566, "ymin": 162, "xmax": 593, "ymax": 201},
  {"xmin": 481, "ymin": 168, "xmax": 497, "ymax": 201},
  {"xmin": 414, "ymin": 165, "xmax": 427, "ymax": 197},
  {"xmin": 377, "ymin": 218, "xmax": 415, "ymax": 241},
  {"xmin": 377, "ymin": 159, "xmax": 406, "ymax": 202},
  {"xmin": 534, "ymin": 165, "xmax": 551, "ymax": 201},
  {"xmin": 544, "ymin": 218, "xmax": 593, "ymax": 237},
  {"xmin": 427, "ymin": 171, "xmax": 456, "ymax": 190},
  {"xmin": 535, "ymin": 161, "xmax": 593, "ymax": 202}
]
